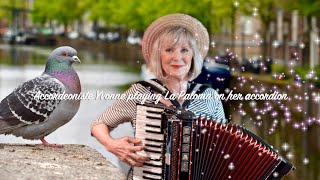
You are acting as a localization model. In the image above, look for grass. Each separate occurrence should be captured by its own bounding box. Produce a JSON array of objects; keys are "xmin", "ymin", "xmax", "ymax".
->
[{"xmin": 232, "ymin": 72, "xmax": 293, "ymax": 86}]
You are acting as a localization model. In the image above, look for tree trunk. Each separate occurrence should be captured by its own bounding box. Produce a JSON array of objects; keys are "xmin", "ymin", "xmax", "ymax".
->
[
  {"xmin": 231, "ymin": 6, "xmax": 236, "ymax": 53},
  {"xmin": 207, "ymin": 0, "xmax": 212, "ymax": 54},
  {"xmin": 64, "ymin": 22, "xmax": 68, "ymax": 35},
  {"xmin": 92, "ymin": 20, "xmax": 99, "ymax": 40},
  {"xmin": 302, "ymin": 16, "xmax": 312, "ymax": 67},
  {"xmin": 49, "ymin": 19, "xmax": 54, "ymax": 33},
  {"xmin": 262, "ymin": 23, "xmax": 269, "ymax": 74}
]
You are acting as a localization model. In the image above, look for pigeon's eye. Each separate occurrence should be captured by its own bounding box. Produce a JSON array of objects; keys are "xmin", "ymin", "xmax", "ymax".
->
[{"xmin": 62, "ymin": 52, "xmax": 68, "ymax": 56}]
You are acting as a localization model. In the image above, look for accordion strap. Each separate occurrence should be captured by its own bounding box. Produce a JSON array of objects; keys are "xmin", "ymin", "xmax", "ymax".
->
[
  {"xmin": 136, "ymin": 79, "xmax": 180, "ymax": 107},
  {"xmin": 182, "ymin": 83, "xmax": 209, "ymax": 108},
  {"xmin": 136, "ymin": 79, "xmax": 209, "ymax": 108}
]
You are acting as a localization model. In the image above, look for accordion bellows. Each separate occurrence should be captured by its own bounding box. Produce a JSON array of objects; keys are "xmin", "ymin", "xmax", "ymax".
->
[{"xmin": 133, "ymin": 104, "xmax": 294, "ymax": 180}]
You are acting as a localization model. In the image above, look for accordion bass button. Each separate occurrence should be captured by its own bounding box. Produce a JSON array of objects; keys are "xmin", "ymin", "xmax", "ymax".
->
[
  {"xmin": 182, "ymin": 153, "xmax": 189, "ymax": 161},
  {"xmin": 182, "ymin": 135, "xmax": 191, "ymax": 143},
  {"xmin": 182, "ymin": 144, "xmax": 189, "ymax": 152},
  {"xmin": 181, "ymin": 161, "xmax": 189, "ymax": 172},
  {"xmin": 183, "ymin": 126, "xmax": 191, "ymax": 135}
]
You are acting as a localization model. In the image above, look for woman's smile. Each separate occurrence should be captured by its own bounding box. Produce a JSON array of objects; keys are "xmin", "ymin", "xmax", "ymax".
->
[{"xmin": 171, "ymin": 65, "xmax": 184, "ymax": 69}]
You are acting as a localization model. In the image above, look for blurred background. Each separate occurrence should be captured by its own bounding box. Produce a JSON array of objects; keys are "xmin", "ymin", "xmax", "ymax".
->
[{"xmin": 0, "ymin": 0, "xmax": 319, "ymax": 179}]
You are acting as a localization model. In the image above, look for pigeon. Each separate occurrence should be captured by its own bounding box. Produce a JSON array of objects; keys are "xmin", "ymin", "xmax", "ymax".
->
[{"xmin": 0, "ymin": 46, "xmax": 81, "ymax": 147}]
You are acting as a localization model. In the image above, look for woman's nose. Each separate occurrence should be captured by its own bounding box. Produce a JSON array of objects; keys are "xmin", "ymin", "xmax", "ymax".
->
[{"xmin": 172, "ymin": 51, "xmax": 182, "ymax": 61}]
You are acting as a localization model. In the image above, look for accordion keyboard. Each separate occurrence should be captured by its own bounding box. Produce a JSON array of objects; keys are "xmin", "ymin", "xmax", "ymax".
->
[{"xmin": 133, "ymin": 105, "xmax": 166, "ymax": 180}]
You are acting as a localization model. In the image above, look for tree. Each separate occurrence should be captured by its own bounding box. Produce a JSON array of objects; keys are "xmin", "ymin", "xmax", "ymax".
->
[
  {"xmin": 208, "ymin": 0, "xmax": 240, "ymax": 53},
  {"xmin": 0, "ymin": 0, "xmax": 30, "ymax": 31},
  {"xmin": 237, "ymin": 0, "xmax": 276, "ymax": 73},
  {"xmin": 256, "ymin": 0, "xmax": 277, "ymax": 70},
  {"xmin": 32, "ymin": 0, "xmax": 86, "ymax": 34},
  {"xmin": 279, "ymin": 0, "xmax": 320, "ymax": 67},
  {"xmin": 32, "ymin": 0, "xmax": 55, "ymax": 26}
]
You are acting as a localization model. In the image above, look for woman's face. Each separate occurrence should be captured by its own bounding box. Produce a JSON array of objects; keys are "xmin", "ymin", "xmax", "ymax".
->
[{"xmin": 160, "ymin": 39, "xmax": 193, "ymax": 81}]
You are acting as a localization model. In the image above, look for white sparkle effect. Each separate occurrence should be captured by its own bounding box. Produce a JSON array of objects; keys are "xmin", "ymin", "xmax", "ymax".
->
[
  {"xmin": 228, "ymin": 162, "xmax": 235, "ymax": 170},
  {"xmin": 206, "ymin": 35, "xmax": 320, "ymax": 179},
  {"xmin": 211, "ymin": 41, "xmax": 216, "ymax": 47},
  {"xmin": 273, "ymin": 172, "xmax": 279, "ymax": 178},
  {"xmin": 253, "ymin": 7, "xmax": 258, "ymax": 16},
  {"xmin": 224, "ymin": 154, "xmax": 230, "ymax": 159},
  {"xmin": 302, "ymin": 158, "xmax": 309, "ymax": 165},
  {"xmin": 286, "ymin": 152, "xmax": 294, "ymax": 159},
  {"xmin": 314, "ymin": 93, "xmax": 320, "ymax": 103},
  {"xmin": 234, "ymin": 1, "xmax": 239, "ymax": 7},
  {"xmin": 315, "ymin": 37, "xmax": 320, "ymax": 45},
  {"xmin": 201, "ymin": 128, "xmax": 207, "ymax": 134},
  {"xmin": 281, "ymin": 143, "xmax": 290, "ymax": 151}
]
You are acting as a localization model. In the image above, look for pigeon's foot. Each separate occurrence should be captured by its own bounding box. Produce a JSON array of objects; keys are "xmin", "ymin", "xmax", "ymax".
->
[{"xmin": 40, "ymin": 137, "xmax": 63, "ymax": 148}]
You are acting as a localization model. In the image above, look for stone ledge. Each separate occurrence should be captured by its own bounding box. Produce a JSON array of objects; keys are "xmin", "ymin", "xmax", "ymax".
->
[{"xmin": 0, "ymin": 143, "xmax": 126, "ymax": 180}]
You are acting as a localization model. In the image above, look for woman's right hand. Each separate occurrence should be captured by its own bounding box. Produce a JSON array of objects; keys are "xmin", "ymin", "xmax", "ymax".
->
[
  {"xmin": 107, "ymin": 137, "xmax": 149, "ymax": 167},
  {"xmin": 91, "ymin": 124, "xmax": 149, "ymax": 167}
]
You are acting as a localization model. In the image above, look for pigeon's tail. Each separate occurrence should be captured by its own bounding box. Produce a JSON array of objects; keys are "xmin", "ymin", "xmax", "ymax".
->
[
  {"xmin": 0, "ymin": 117, "xmax": 23, "ymax": 134},
  {"xmin": 0, "ymin": 95, "xmax": 25, "ymax": 134}
]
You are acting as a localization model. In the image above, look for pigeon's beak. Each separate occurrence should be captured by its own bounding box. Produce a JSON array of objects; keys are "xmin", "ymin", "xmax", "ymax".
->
[{"xmin": 72, "ymin": 56, "xmax": 81, "ymax": 63}]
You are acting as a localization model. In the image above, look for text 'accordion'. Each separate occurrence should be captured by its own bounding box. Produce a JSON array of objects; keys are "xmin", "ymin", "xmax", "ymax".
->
[{"xmin": 133, "ymin": 104, "xmax": 294, "ymax": 180}]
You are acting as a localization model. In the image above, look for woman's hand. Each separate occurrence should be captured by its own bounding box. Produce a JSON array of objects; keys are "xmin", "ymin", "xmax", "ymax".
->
[
  {"xmin": 91, "ymin": 124, "xmax": 149, "ymax": 166},
  {"xmin": 107, "ymin": 137, "xmax": 149, "ymax": 166}
]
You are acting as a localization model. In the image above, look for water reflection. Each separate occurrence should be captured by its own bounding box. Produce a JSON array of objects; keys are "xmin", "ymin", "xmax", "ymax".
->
[{"xmin": 228, "ymin": 79, "xmax": 320, "ymax": 180}]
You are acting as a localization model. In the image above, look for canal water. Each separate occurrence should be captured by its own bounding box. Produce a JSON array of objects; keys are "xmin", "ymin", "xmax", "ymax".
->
[{"xmin": 0, "ymin": 44, "xmax": 319, "ymax": 179}]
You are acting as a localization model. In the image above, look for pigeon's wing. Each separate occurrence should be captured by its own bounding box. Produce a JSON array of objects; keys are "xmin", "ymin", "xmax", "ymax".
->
[{"xmin": 0, "ymin": 74, "xmax": 64, "ymax": 134}]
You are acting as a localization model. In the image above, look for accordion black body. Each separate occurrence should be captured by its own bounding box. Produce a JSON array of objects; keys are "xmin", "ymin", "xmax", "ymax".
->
[{"xmin": 133, "ymin": 104, "xmax": 294, "ymax": 180}]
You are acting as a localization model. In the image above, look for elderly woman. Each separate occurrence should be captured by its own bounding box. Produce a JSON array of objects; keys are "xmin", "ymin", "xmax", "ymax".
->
[{"xmin": 91, "ymin": 14, "xmax": 226, "ymax": 168}]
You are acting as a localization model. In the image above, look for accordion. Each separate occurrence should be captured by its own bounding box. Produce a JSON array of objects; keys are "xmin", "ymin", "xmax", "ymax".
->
[{"xmin": 133, "ymin": 104, "xmax": 294, "ymax": 180}]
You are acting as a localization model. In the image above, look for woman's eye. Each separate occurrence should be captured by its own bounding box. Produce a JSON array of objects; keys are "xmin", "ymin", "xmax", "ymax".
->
[
  {"xmin": 165, "ymin": 48, "xmax": 173, "ymax": 52},
  {"xmin": 181, "ymin": 48, "xmax": 189, "ymax": 52}
]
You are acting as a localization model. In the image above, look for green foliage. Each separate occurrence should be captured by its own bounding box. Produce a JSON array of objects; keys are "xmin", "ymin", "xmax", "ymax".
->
[
  {"xmin": 0, "ymin": 0, "xmax": 29, "ymax": 23},
  {"xmin": 29, "ymin": 0, "xmax": 259, "ymax": 34},
  {"xmin": 294, "ymin": 66, "xmax": 309, "ymax": 80},
  {"xmin": 278, "ymin": 0, "xmax": 320, "ymax": 17},
  {"xmin": 278, "ymin": 0, "xmax": 320, "ymax": 67},
  {"xmin": 32, "ymin": 0, "xmax": 87, "ymax": 31},
  {"xmin": 1, "ymin": 0, "xmax": 304, "ymax": 42},
  {"xmin": 294, "ymin": 66, "xmax": 320, "ymax": 87},
  {"xmin": 271, "ymin": 64, "xmax": 292, "ymax": 80},
  {"xmin": 32, "ymin": 0, "xmax": 54, "ymax": 25},
  {"xmin": 272, "ymin": 64, "xmax": 286, "ymax": 74},
  {"xmin": 314, "ymin": 67, "xmax": 320, "ymax": 86}
]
